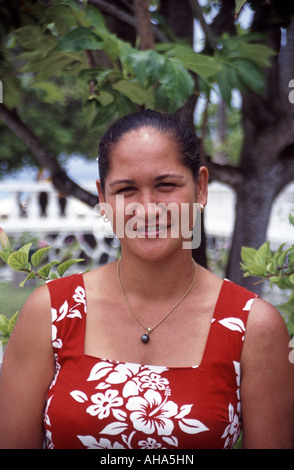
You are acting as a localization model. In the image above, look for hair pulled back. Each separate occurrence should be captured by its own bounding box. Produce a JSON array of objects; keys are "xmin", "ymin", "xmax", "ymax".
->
[{"xmin": 98, "ymin": 105, "xmax": 200, "ymax": 193}]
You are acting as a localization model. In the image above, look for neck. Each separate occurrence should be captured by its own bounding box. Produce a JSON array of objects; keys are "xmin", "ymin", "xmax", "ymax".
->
[{"xmin": 118, "ymin": 249, "xmax": 196, "ymax": 302}]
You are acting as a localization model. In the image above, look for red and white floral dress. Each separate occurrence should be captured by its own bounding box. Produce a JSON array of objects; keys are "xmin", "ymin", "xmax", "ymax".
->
[{"xmin": 44, "ymin": 273, "xmax": 258, "ymax": 449}]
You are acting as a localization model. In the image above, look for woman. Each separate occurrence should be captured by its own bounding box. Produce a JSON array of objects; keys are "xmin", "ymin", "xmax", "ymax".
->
[{"xmin": 0, "ymin": 108, "xmax": 293, "ymax": 449}]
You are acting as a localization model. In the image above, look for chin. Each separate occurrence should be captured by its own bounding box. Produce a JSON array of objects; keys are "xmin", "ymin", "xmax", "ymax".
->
[{"xmin": 122, "ymin": 236, "xmax": 187, "ymax": 262}]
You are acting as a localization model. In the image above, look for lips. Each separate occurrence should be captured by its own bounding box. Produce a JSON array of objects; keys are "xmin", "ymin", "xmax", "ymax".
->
[{"xmin": 135, "ymin": 224, "xmax": 170, "ymax": 237}]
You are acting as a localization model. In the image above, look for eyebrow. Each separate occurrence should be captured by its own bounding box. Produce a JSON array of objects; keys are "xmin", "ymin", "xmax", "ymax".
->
[
  {"xmin": 154, "ymin": 173, "xmax": 184, "ymax": 182},
  {"xmin": 109, "ymin": 179, "xmax": 135, "ymax": 187},
  {"xmin": 109, "ymin": 174, "xmax": 184, "ymax": 186}
]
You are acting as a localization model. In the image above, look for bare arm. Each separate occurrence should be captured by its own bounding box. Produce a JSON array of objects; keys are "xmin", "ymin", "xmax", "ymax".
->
[
  {"xmin": 241, "ymin": 298, "xmax": 294, "ymax": 449},
  {"xmin": 0, "ymin": 284, "xmax": 54, "ymax": 448}
]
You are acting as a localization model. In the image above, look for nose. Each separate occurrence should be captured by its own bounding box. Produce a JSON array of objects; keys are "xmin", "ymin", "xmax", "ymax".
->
[{"xmin": 126, "ymin": 191, "xmax": 163, "ymax": 223}]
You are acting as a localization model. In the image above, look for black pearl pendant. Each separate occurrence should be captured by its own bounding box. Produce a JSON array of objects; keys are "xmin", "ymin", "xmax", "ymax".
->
[{"xmin": 141, "ymin": 334, "xmax": 150, "ymax": 343}]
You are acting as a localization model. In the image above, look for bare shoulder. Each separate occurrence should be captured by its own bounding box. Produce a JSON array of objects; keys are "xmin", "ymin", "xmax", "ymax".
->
[
  {"xmin": 243, "ymin": 297, "xmax": 290, "ymax": 356},
  {"xmin": 0, "ymin": 283, "xmax": 54, "ymax": 448},
  {"xmin": 10, "ymin": 283, "xmax": 52, "ymax": 344},
  {"xmin": 241, "ymin": 297, "xmax": 292, "ymax": 377},
  {"xmin": 2, "ymin": 282, "xmax": 53, "ymax": 374},
  {"xmin": 241, "ymin": 297, "xmax": 294, "ymax": 448}
]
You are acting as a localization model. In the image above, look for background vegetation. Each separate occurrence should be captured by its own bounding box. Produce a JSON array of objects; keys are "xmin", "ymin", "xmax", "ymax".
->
[{"xmin": 1, "ymin": 0, "xmax": 294, "ymax": 294}]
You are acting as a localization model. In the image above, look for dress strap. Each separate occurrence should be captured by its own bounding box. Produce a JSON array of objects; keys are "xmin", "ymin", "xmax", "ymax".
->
[
  {"xmin": 46, "ymin": 273, "xmax": 87, "ymax": 357},
  {"xmin": 213, "ymin": 279, "xmax": 258, "ymax": 323},
  {"xmin": 200, "ymin": 279, "xmax": 259, "ymax": 367}
]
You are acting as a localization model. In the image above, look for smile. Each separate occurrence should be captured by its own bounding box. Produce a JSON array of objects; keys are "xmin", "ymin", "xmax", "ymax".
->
[{"xmin": 135, "ymin": 225, "xmax": 170, "ymax": 237}]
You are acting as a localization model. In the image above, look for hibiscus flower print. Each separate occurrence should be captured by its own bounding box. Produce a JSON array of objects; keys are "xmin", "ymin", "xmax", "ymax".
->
[
  {"xmin": 138, "ymin": 437, "xmax": 162, "ymax": 449},
  {"xmin": 139, "ymin": 373, "xmax": 169, "ymax": 391},
  {"xmin": 77, "ymin": 435, "xmax": 125, "ymax": 449},
  {"xmin": 126, "ymin": 388, "xmax": 178, "ymax": 436},
  {"xmin": 87, "ymin": 390, "xmax": 123, "ymax": 419},
  {"xmin": 221, "ymin": 403, "xmax": 240, "ymax": 448}
]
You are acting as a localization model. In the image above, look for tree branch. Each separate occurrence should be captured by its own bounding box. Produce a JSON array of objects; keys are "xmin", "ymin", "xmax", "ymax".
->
[
  {"xmin": 187, "ymin": 0, "xmax": 217, "ymax": 51},
  {"xmin": 0, "ymin": 104, "xmax": 98, "ymax": 207},
  {"xmin": 133, "ymin": 0, "xmax": 155, "ymax": 50},
  {"xmin": 89, "ymin": 0, "xmax": 169, "ymax": 43},
  {"xmin": 205, "ymin": 156, "xmax": 244, "ymax": 191}
]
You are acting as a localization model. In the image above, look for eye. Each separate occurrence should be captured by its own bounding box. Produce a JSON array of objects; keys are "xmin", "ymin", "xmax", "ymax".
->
[
  {"xmin": 116, "ymin": 186, "xmax": 137, "ymax": 194},
  {"xmin": 156, "ymin": 182, "xmax": 177, "ymax": 190}
]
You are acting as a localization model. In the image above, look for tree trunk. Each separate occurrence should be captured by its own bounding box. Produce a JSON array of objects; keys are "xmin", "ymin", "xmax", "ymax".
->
[
  {"xmin": 227, "ymin": 173, "xmax": 277, "ymax": 294},
  {"xmin": 133, "ymin": 0, "xmax": 155, "ymax": 50},
  {"xmin": 225, "ymin": 8, "xmax": 294, "ymax": 294}
]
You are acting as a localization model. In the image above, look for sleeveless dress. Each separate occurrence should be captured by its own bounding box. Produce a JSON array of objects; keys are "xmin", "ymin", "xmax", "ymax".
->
[{"xmin": 44, "ymin": 273, "xmax": 258, "ymax": 449}]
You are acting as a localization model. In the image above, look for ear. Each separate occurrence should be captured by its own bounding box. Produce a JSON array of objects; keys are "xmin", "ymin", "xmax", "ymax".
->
[
  {"xmin": 196, "ymin": 166, "xmax": 209, "ymax": 208},
  {"xmin": 96, "ymin": 179, "xmax": 105, "ymax": 204}
]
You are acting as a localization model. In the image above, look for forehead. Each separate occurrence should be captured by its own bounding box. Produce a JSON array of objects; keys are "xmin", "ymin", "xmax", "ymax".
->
[{"xmin": 108, "ymin": 127, "xmax": 181, "ymax": 170}]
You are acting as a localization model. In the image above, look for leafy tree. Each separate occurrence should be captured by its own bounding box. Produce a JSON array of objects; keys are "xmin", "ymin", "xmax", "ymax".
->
[
  {"xmin": 241, "ymin": 213, "xmax": 294, "ymax": 337},
  {"xmin": 0, "ymin": 0, "xmax": 293, "ymax": 292}
]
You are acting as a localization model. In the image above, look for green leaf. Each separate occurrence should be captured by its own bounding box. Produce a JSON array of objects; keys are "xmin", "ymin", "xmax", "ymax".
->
[
  {"xmin": 19, "ymin": 243, "xmax": 32, "ymax": 256},
  {"xmin": 247, "ymin": 264, "xmax": 267, "ymax": 277},
  {"xmin": 112, "ymin": 79, "xmax": 154, "ymax": 107},
  {"xmin": 57, "ymin": 259, "xmax": 84, "ymax": 277},
  {"xmin": 31, "ymin": 247, "xmax": 51, "ymax": 268},
  {"xmin": 279, "ymin": 299, "xmax": 294, "ymax": 316},
  {"xmin": 8, "ymin": 311, "xmax": 19, "ymax": 335},
  {"xmin": 37, "ymin": 261, "xmax": 60, "ymax": 279},
  {"xmin": 241, "ymin": 246, "xmax": 257, "ymax": 267},
  {"xmin": 1, "ymin": 75, "xmax": 21, "ymax": 109},
  {"xmin": 173, "ymin": 52, "xmax": 221, "ymax": 78},
  {"xmin": 234, "ymin": 59, "xmax": 264, "ymax": 95},
  {"xmin": 288, "ymin": 274, "xmax": 294, "ymax": 285},
  {"xmin": 159, "ymin": 58, "xmax": 194, "ymax": 110},
  {"xmin": 255, "ymin": 242, "xmax": 271, "ymax": 266},
  {"xmin": 277, "ymin": 250, "xmax": 289, "ymax": 267},
  {"xmin": 30, "ymin": 81, "xmax": 67, "ymax": 104},
  {"xmin": 289, "ymin": 212, "xmax": 294, "ymax": 226},
  {"xmin": 0, "ymin": 251, "xmax": 10, "ymax": 264},
  {"xmin": 91, "ymin": 101, "xmax": 119, "ymax": 130},
  {"xmin": 19, "ymin": 271, "xmax": 36, "ymax": 288},
  {"xmin": 0, "ymin": 315, "xmax": 9, "ymax": 336},
  {"xmin": 54, "ymin": 27, "xmax": 104, "ymax": 52},
  {"xmin": 13, "ymin": 26, "xmax": 44, "ymax": 50},
  {"xmin": 49, "ymin": 272, "xmax": 59, "ymax": 280},
  {"xmin": 7, "ymin": 251, "xmax": 30, "ymax": 271},
  {"xmin": 239, "ymin": 44, "xmax": 275, "ymax": 68},
  {"xmin": 235, "ymin": 0, "xmax": 248, "ymax": 15},
  {"xmin": 0, "ymin": 337, "xmax": 9, "ymax": 346},
  {"xmin": 216, "ymin": 66, "xmax": 232, "ymax": 104},
  {"xmin": 96, "ymin": 90, "xmax": 114, "ymax": 107},
  {"xmin": 85, "ymin": 4, "xmax": 108, "ymax": 35},
  {"xmin": 268, "ymin": 276, "xmax": 280, "ymax": 287},
  {"xmin": 124, "ymin": 49, "xmax": 162, "ymax": 86},
  {"xmin": 21, "ymin": 50, "xmax": 87, "ymax": 80},
  {"xmin": 42, "ymin": 5, "xmax": 77, "ymax": 36}
]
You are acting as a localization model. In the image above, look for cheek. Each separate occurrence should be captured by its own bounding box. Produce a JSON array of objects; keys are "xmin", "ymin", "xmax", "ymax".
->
[{"xmin": 105, "ymin": 196, "xmax": 135, "ymax": 239}]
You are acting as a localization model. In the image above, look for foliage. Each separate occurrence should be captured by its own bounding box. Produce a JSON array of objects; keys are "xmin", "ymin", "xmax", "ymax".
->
[
  {"xmin": 0, "ymin": 312, "xmax": 18, "ymax": 346},
  {"xmin": 0, "ymin": 227, "xmax": 84, "ymax": 344},
  {"xmin": 0, "ymin": 0, "xmax": 276, "ymax": 174},
  {"xmin": 200, "ymin": 104, "xmax": 243, "ymax": 165},
  {"xmin": 212, "ymin": 33, "xmax": 275, "ymax": 105},
  {"xmin": 240, "ymin": 214, "xmax": 294, "ymax": 336}
]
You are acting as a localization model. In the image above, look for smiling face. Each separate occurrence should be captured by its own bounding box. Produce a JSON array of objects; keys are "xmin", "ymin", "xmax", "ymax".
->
[{"xmin": 97, "ymin": 126, "xmax": 208, "ymax": 261}]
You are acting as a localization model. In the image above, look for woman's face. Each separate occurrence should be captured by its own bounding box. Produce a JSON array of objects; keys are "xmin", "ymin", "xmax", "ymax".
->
[{"xmin": 97, "ymin": 127, "xmax": 208, "ymax": 261}]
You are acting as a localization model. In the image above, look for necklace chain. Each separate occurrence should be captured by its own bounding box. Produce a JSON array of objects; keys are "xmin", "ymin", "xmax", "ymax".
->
[{"xmin": 116, "ymin": 258, "xmax": 198, "ymax": 343}]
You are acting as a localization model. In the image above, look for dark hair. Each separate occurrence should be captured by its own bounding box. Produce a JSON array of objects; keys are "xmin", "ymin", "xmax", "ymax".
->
[{"xmin": 98, "ymin": 107, "xmax": 200, "ymax": 193}]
